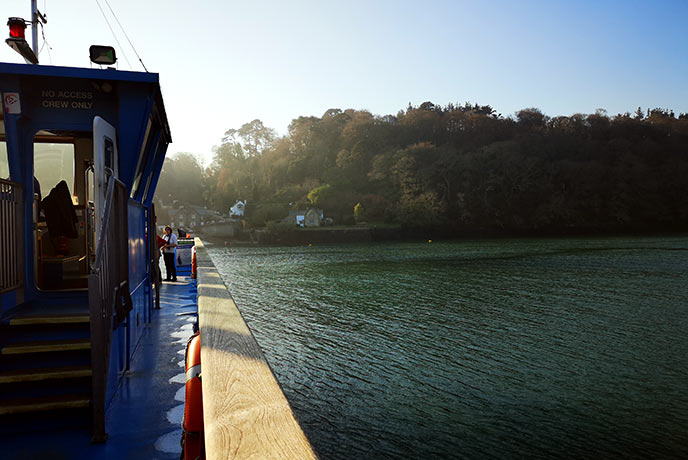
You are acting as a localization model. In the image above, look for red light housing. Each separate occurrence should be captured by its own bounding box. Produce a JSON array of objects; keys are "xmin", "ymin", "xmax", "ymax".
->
[{"xmin": 8, "ymin": 17, "xmax": 26, "ymax": 39}]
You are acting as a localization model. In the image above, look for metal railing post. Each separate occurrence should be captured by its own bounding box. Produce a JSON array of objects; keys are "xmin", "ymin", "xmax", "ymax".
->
[{"xmin": 0, "ymin": 179, "xmax": 23, "ymax": 294}]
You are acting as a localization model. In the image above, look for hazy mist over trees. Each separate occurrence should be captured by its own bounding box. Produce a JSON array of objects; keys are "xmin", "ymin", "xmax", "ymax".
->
[{"xmin": 155, "ymin": 104, "xmax": 688, "ymax": 234}]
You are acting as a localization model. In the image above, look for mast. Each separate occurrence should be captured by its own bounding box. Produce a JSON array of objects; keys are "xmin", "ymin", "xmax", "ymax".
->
[{"xmin": 31, "ymin": 0, "xmax": 38, "ymax": 55}]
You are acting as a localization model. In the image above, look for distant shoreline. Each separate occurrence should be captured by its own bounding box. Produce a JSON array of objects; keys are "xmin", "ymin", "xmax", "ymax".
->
[{"xmin": 198, "ymin": 226, "xmax": 688, "ymax": 246}]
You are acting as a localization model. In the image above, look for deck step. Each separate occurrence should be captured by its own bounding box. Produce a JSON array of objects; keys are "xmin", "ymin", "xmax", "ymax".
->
[
  {"xmin": 0, "ymin": 365, "xmax": 92, "ymax": 383},
  {"xmin": 0, "ymin": 339, "xmax": 91, "ymax": 355},
  {"xmin": 8, "ymin": 314, "xmax": 90, "ymax": 326},
  {"xmin": 0, "ymin": 394, "xmax": 90, "ymax": 415},
  {"xmin": 0, "ymin": 302, "xmax": 89, "ymax": 326}
]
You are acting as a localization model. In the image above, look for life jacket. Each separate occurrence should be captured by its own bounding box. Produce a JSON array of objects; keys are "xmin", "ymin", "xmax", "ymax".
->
[{"xmin": 181, "ymin": 331, "xmax": 204, "ymax": 459}]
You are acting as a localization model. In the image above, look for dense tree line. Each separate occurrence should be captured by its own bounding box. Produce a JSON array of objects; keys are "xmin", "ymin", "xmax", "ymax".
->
[{"xmin": 156, "ymin": 104, "xmax": 688, "ymax": 233}]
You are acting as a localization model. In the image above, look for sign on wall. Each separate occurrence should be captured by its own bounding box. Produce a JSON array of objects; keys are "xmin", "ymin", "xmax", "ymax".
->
[{"xmin": 3, "ymin": 92, "xmax": 21, "ymax": 114}]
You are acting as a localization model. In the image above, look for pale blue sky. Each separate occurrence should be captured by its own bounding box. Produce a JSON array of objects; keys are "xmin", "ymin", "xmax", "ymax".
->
[{"xmin": 2, "ymin": 0, "xmax": 687, "ymax": 164}]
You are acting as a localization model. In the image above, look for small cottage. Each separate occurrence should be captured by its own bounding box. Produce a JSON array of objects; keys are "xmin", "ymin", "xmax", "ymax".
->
[
  {"xmin": 304, "ymin": 208, "xmax": 322, "ymax": 227},
  {"xmin": 283, "ymin": 208, "xmax": 324, "ymax": 227},
  {"xmin": 168, "ymin": 205, "xmax": 226, "ymax": 232}
]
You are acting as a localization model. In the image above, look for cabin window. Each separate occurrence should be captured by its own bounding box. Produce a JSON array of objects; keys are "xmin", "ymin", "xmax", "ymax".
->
[
  {"xmin": 0, "ymin": 115, "xmax": 7, "ymax": 179},
  {"xmin": 34, "ymin": 141, "xmax": 76, "ymax": 197},
  {"xmin": 103, "ymin": 137, "xmax": 114, "ymax": 171},
  {"xmin": 0, "ymin": 142, "xmax": 8, "ymax": 179},
  {"xmin": 141, "ymin": 138, "xmax": 161, "ymax": 203},
  {"xmin": 131, "ymin": 118, "xmax": 153, "ymax": 200}
]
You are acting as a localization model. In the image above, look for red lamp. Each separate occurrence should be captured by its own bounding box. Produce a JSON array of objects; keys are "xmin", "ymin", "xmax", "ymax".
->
[
  {"xmin": 5, "ymin": 16, "xmax": 38, "ymax": 64},
  {"xmin": 7, "ymin": 17, "xmax": 26, "ymax": 39}
]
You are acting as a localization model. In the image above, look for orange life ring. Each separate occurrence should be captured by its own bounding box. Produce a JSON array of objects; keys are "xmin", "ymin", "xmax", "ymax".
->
[
  {"xmin": 191, "ymin": 246, "xmax": 197, "ymax": 279},
  {"xmin": 182, "ymin": 331, "xmax": 204, "ymax": 459}
]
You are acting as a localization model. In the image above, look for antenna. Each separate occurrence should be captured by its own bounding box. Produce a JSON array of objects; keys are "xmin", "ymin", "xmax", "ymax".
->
[
  {"xmin": 103, "ymin": 0, "xmax": 148, "ymax": 72},
  {"xmin": 31, "ymin": 0, "xmax": 48, "ymax": 55}
]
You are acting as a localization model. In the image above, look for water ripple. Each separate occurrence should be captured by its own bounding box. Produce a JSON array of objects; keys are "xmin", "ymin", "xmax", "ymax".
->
[{"xmin": 208, "ymin": 236, "xmax": 688, "ymax": 459}]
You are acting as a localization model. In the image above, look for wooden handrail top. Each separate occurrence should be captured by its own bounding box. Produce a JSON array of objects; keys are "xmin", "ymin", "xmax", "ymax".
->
[
  {"xmin": 195, "ymin": 238, "xmax": 318, "ymax": 460},
  {"xmin": 0, "ymin": 177, "xmax": 22, "ymax": 187}
]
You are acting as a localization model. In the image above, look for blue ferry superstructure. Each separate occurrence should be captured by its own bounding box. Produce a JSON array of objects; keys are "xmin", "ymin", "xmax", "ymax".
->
[
  {"xmin": 0, "ymin": 31, "xmax": 320, "ymax": 457},
  {"xmin": 0, "ymin": 61, "xmax": 172, "ymax": 443}
]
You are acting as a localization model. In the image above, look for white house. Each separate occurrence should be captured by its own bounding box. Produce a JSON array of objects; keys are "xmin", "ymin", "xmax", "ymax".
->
[{"xmin": 230, "ymin": 200, "xmax": 246, "ymax": 218}]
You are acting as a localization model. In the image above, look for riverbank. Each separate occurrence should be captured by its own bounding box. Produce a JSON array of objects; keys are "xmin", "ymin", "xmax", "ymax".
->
[{"xmin": 201, "ymin": 224, "xmax": 688, "ymax": 246}]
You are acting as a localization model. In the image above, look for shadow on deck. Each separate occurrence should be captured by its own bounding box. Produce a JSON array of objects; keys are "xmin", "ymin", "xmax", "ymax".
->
[{"xmin": 3, "ymin": 275, "xmax": 197, "ymax": 460}]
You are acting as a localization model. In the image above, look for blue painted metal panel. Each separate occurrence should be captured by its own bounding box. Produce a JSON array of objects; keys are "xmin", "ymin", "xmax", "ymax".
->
[
  {"xmin": 128, "ymin": 202, "xmax": 148, "ymax": 289},
  {"xmin": 118, "ymin": 84, "xmax": 156, "ymax": 192},
  {"xmin": 127, "ymin": 201, "xmax": 153, "ymax": 354},
  {"xmin": 18, "ymin": 125, "xmax": 36, "ymax": 302},
  {"xmin": 0, "ymin": 77, "xmax": 24, "ymax": 183},
  {"xmin": 0, "ymin": 62, "xmax": 160, "ymax": 84},
  {"xmin": 20, "ymin": 76, "xmax": 118, "ymax": 130},
  {"xmin": 0, "ymin": 291, "xmax": 17, "ymax": 315},
  {"xmin": 129, "ymin": 282, "xmax": 146, "ymax": 355},
  {"xmin": 106, "ymin": 322, "xmax": 127, "ymax": 405}
]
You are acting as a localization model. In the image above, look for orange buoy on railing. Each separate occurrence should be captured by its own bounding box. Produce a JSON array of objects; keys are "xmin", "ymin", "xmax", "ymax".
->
[
  {"xmin": 191, "ymin": 246, "xmax": 197, "ymax": 279},
  {"xmin": 182, "ymin": 331, "xmax": 204, "ymax": 459}
]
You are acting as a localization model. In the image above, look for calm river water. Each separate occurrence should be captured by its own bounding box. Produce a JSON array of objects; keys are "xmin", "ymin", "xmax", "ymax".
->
[{"xmin": 206, "ymin": 236, "xmax": 688, "ymax": 459}]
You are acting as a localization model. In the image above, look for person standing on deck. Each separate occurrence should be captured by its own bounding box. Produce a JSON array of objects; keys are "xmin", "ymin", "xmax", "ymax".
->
[{"xmin": 162, "ymin": 225, "xmax": 178, "ymax": 282}]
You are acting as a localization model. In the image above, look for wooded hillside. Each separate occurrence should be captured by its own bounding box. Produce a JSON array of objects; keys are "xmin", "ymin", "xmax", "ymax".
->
[{"xmin": 155, "ymin": 103, "xmax": 688, "ymax": 234}]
